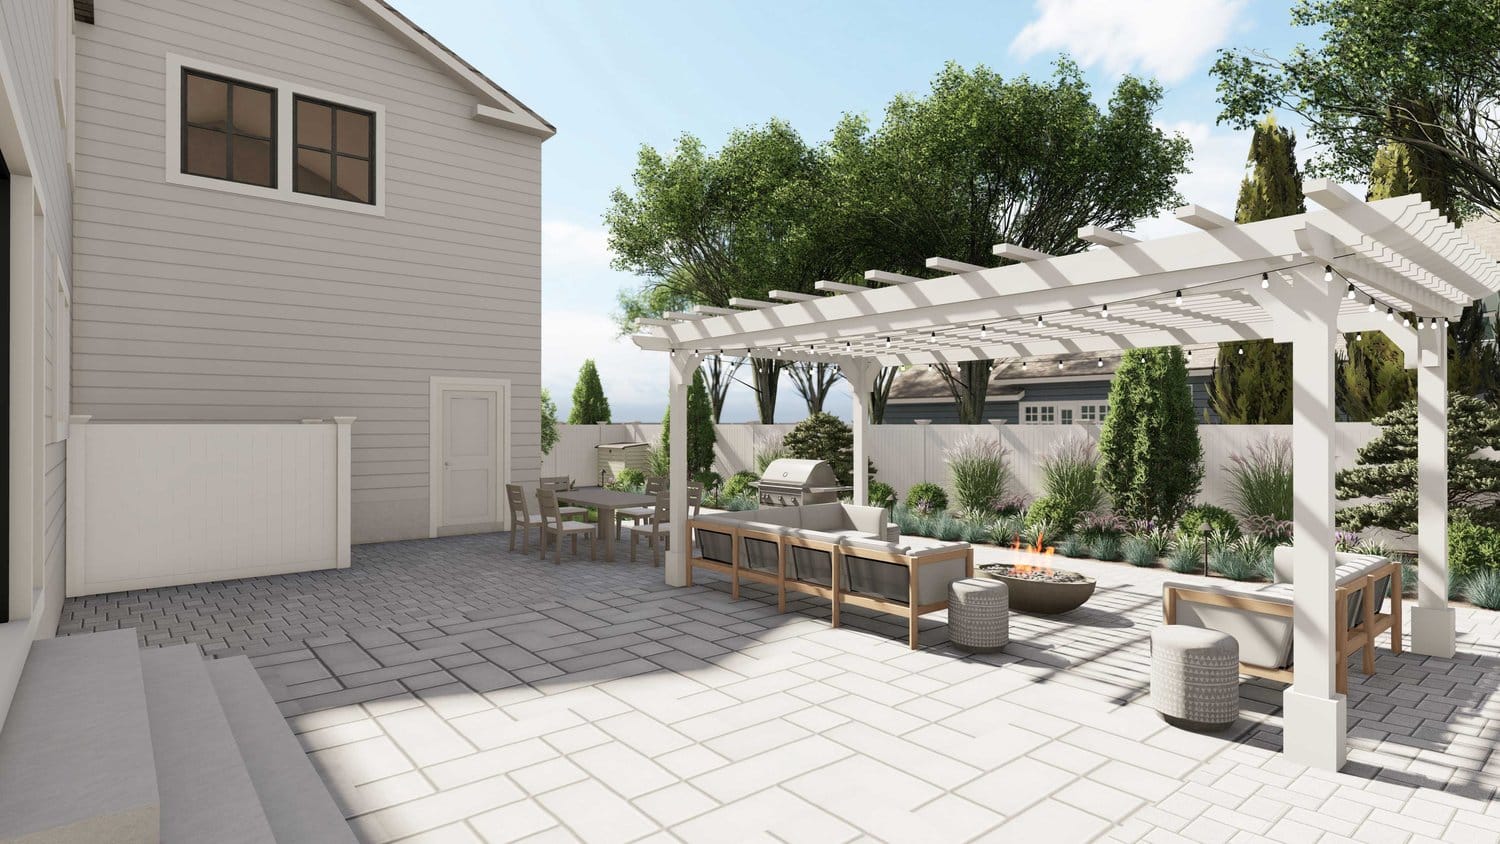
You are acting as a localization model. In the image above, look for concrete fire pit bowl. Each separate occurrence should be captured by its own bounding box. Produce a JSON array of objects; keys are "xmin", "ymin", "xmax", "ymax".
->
[{"xmin": 978, "ymin": 562, "xmax": 1096, "ymax": 614}]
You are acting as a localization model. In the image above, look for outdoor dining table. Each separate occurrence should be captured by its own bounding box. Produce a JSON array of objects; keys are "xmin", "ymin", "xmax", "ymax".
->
[{"xmin": 553, "ymin": 486, "xmax": 658, "ymax": 562}]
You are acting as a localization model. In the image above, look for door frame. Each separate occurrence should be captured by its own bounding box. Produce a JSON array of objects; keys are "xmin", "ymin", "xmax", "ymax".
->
[{"xmin": 428, "ymin": 376, "xmax": 511, "ymax": 538}]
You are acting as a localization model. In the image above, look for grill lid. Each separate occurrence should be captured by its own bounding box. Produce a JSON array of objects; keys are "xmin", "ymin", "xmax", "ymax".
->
[{"xmin": 755, "ymin": 458, "xmax": 844, "ymax": 492}]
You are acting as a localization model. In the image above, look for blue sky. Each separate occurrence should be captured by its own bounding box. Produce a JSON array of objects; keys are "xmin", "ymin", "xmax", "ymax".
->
[{"xmin": 397, "ymin": 0, "xmax": 1319, "ymax": 422}]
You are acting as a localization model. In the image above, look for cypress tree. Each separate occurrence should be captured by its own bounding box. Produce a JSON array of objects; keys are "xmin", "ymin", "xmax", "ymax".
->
[
  {"xmin": 568, "ymin": 360, "xmax": 612, "ymax": 425},
  {"xmin": 659, "ymin": 370, "xmax": 717, "ymax": 480},
  {"xmin": 1098, "ymin": 347, "xmax": 1204, "ymax": 525},
  {"xmin": 1212, "ymin": 115, "xmax": 1299, "ymax": 423}
]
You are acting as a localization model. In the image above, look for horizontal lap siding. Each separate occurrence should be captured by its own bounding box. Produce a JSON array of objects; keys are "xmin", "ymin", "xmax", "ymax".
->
[{"xmin": 73, "ymin": 0, "xmax": 544, "ymax": 543}]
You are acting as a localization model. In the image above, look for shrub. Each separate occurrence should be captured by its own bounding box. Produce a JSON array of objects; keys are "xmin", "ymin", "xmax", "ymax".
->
[
  {"xmin": 1402, "ymin": 561, "xmax": 1417, "ymax": 597},
  {"xmin": 540, "ymin": 388, "xmax": 559, "ymax": 456},
  {"xmin": 1451, "ymin": 566, "xmax": 1467, "ymax": 600},
  {"xmin": 990, "ymin": 515, "xmax": 1025, "ymax": 546},
  {"xmin": 1020, "ymin": 520, "xmax": 1054, "ymax": 550},
  {"xmin": 721, "ymin": 494, "xmax": 758, "ymax": 511},
  {"xmin": 1032, "ymin": 434, "xmax": 1105, "ymax": 532},
  {"xmin": 1122, "ymin": 536, "xmax": 1159, "ymax": 567},
  {"xmin": 695, "ymin": 470, "xmax": 722, "ymax": 495},
  {"xmin": 1078, "ymin": 512, "xmax": 1127, "ymax": 542},
  {"xmin": 1098, "ymin": 346, "xmax": 1204, "ymax": 524},
  {"xmin": 1057, "ymin": 534, "xmax": 1090, "ymax": 558},
  {"xmin": 1179, "ymin": 505, "xmax": 1241, "ymax": 539},
  {"xmin": 932, "ymin": 512, "xmax": 965, "ymax": 542},
  {"xmin": 1168, "ymin": 533, "xmax": 1205, "ymax": 574},
  {"xmin": 1137, "ymin": 524, "xmax": 1176, "ymax": 558},
  {"xmin": 754, "ymin": 435, "xmax": 789, "ymax": 473},
  {"xmin": 1464, "ymin": 570, "xmax": 1500, "ymax": 610},
  {"xmin": 893, "ymin": 504, "xmax": 922, "ymax": 536},
  {"xmin": 1210, "ymin": 544, "xmax": 1262, "ymax": 581},
  {"xmin": 960, "ymin": 518, "xmax": 994, "ymax": 544},
  {"xmin": 1448, "ymin": 513, "xmax": 1500, "ymax": 582},
  {"xmin": 608, "ymin": 468, "xmax": 646, "ymax": 492},
  {"xmin": 1226, "ymin": 436, "xmax": 1293, "ymax": 522},
  {"xmin": 945, "ymin": 435, "xmax": 1012, "ymax": 517},
  {"xmin": 868, "ymin": 481, "xmax": 897, "ymax": 510},
  {"xmin": 1242, "ymin": 514, "xmax": 1293, "ymax": 545},
  {"xmin": 907, "ymin": 482, "xmax": 949, "ymax": 515},
  {"xmin": 993, "ymin": 494, "xmax": 1029, "ymax": 516},
  {"xmin": 1090, "ymin": 534, "xmax": 1123, "ymax": 562},
  {"xmin": 722, "ymin": 471, "xmax": 758, "ymax": 501},
  {"xmin": 645, "ymin": 445, "xmax": 670, "ymax": 478},
  {"xmin": 783, "ymin": 412, "xmax": 875, "ymax": 487}
]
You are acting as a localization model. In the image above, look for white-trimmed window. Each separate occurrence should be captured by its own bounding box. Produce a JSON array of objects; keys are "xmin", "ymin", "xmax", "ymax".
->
[
  {"xmin": 1022, "ymin": 405, "xmax": 1056, "ymax": 424},
  {"xmin": 1078, "ymin": 403, "xmax": 1109, "ymax": 423},
  {"xmin": 165, "ymin": 55, "xmax": 386, "ymax": 215}
]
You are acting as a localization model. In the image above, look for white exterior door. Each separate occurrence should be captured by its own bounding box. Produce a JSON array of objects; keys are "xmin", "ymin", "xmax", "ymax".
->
[{"xmin": 432, "ymin": 382, "xmax": 507, "ymax": 535}]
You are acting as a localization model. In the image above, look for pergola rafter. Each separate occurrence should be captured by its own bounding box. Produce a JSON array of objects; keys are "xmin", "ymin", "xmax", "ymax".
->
[{"xmin": 639, "ymin": 184, "xmax": 1500, "ymax": 774}]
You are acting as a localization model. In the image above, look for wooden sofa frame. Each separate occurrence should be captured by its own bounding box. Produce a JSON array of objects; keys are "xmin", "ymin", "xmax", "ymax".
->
[
  {"xmin": 687, "ymin": 517, "xmax": 973, "ymax": 649},
  {"xmin": 1163, "ymin": 560, "xmax": 1402, "ymax": 694}
]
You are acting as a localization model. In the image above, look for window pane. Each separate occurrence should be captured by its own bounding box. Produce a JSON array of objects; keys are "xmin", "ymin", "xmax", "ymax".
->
[
  {"xmin": 334, "ymin": 155, "xmax": 370, "ymax": 203},
  {"xmin": 297, "ymin": 99, "xmax": 332, "ymax": 149},
  {"xmin": 185, "ymin": 74, "xmax": 228, "ymax": 129},
  {"xmin": 335, "ymin": 109, "xmax": 371, "ymax": 158},
  {"xmin": 233, "ymin": 136, "xmax": 273, "ymax": 187},
  {"xmin": 232, "ymin": 85, "xmax": 273, "ymax": 138},
  {"xmin": 295, "ymin": 148, "xmax": 333, "ymax": 196},
  {"xmin": 184, "ymin": 126, "xmax": 227, "ymax": 178}
]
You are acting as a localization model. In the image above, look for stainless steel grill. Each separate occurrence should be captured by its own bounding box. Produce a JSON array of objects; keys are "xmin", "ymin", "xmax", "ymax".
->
[{"xmin": 753, "ymin": 458, "xmax": 850, "ymax": 507}]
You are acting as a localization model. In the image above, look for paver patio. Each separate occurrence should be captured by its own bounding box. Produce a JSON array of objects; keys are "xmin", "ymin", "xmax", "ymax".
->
[{"xmin": 57, "ymin": 534, "xmax": 1500, "ymax": 843}]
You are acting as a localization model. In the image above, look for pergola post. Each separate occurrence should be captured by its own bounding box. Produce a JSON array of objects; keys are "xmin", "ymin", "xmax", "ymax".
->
[
  {"xmin": 1281, "ymin": 277, "xmax": 1347, "ymax": 771},
  {"xmin": 665, "ymin": 351, "xmax": 700, "ymax": 587},
  {"xmin": 843, "ymin": 358, "xmax": 878, "ymax": 506},
  {"xmin": 1412, "ymin": 325, "xmax": 1455, "ymax": 657}
]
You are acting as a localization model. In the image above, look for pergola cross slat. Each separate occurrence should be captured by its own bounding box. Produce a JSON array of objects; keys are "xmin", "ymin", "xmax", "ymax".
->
[{"xmin": 640, "ymin": 186, "xmax": 1500, "ymax": 773}]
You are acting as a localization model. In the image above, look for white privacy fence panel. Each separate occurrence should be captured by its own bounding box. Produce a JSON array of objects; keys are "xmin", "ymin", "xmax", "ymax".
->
[
  {"xmin": 66, "ymin": 417, "xmax": 352, "ymax": 596},
  {"xmin": 553, "ymin": 422, "xmax": 1384, "ymax": 506}
]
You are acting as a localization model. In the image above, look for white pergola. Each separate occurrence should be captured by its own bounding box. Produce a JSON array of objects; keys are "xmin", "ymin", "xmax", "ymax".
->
[{"xmin": 631, "ymin": 181, "xmax": 1500, "ymax": 771}]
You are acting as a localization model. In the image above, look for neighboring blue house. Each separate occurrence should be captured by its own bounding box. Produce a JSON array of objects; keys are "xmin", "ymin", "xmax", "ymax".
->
[{"xmin": 881, "ymin": 344, "xmax": 1222, "ymax": 425}]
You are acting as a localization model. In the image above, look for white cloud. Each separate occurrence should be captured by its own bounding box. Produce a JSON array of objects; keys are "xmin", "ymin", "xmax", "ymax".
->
[
  {"xmin": 542, "ymin": 219, "xmax": 613, "ymax": 276},
  {"xmin": 1010, "ymin": 0, "xmax": 1249, "ymax": 84},
  {"xmin": 542, "ymin": 308, "xmax": 666, "ymax": 423}
]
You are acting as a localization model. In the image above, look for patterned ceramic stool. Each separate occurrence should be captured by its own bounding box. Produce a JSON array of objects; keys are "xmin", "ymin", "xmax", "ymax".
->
[
  {"xmin": 948, "ymin": 578, "xmax": 1009, "ymax": 653},
  {"xmin": 1151, "ymin": 625, "xmax": 1240, "ymax": 731}
]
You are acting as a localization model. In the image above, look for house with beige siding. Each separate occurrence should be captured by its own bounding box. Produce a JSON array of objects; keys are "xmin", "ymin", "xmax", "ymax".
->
[{"xmin": 0, "ymin": 1, "xmax": 551, "ymax": 838}]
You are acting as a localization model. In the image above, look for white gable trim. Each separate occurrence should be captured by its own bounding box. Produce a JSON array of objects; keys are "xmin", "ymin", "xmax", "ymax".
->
[{"xmin": 352, "ymin": 0, "xmax": 555, "ymax": 139}]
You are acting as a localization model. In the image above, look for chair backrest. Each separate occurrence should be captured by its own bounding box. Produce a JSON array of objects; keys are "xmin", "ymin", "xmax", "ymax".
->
[
  {"xmin": 539, "ymin": 475, "xmax": 572, "ymax": 491},
  {"xmin": 686, "ymin": 483, "xmax": 704, "ymax": 519},
  {"xmin": 650, "ymin": 490, "xmax": 669, "ymax": 533},
  {"xmin": 644, "ymin": 476, "xmax": 666, "ymax": 494},
  {"xmin": 535, "ymin": 488, "xmax": 562, "ymax": 528},
  {"xmin": 505, "ymin": 484, "xmax": 530, "ymax": 523}
]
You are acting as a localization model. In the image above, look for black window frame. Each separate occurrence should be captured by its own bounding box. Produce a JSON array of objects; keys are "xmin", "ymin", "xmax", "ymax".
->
[
  {"xmin": 180, "ymin": 67, "xmax": 277, "ymax": 188},
  {"xmin": 292, "ymin": 94, "xmax": 377, "ymax": 205}
]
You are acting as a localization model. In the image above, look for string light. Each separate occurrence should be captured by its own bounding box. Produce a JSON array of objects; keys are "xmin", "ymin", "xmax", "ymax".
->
[
  {"xmin": 1367, "ymin": 299, "xmax": 1377, "ymax": 313},
  {"xmin": 1036, "ymin": 314, "xmax": 1045, "ymax": 326},
  {"xmin": 885, "ymin": 336, "xmax": 892, "ymax": 347},
  {"xmin": 1100, "ymin": 304, "xmax": 1109, "ymax": 318},
  {"xmin": 980, "ymin": 325, "xmax": 988, "ymax": 338},
  {"xmin": 1324, "ymin": 265, "xmax": 1333, "ymax": 283},
  {"xmin": 1175, "ymin": 290, "xmax": 1183, "ymax": 304},
  {"xmin": 1356, "ymin": 333, "xmax": 1363, "ymax": 342},
  {"xmin": 1261, "ymin": 273, "xmax": 1270, "ymax": 289},
  {"xmin": 1096, "ymin": 357, "xmax": 1104, "ymax": 368},
  {"xmin": 1347, "ymin": 283, "xmax": 1356, "ymax": 300},
  {"xmin": 1237, "ymin": 346, "xmax": 1244, "ymax": 356},
  {"xmin": 1386, "ymin": 307, "xmax": 1395, "ymax": 323}
]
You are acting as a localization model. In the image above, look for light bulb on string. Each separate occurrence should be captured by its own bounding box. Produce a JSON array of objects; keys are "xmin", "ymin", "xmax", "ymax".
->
[
  {"xmin": 1261, "ymin": 273, "xmax": 1270, "ymax": 289},
  {"xmin": 1367, "ymin": 299, "xmax": 1377, "ymax": 313},
  {"xmin": 1324, "ymin": 265, "xmax": 1333, "ymax": 283},
  {"xmin": 1386, "ymin": 307, "xmax": 1395, "ymax": 323},
  {"xmin": 1346, "ymin": 283, "xmax": 1356, "ymax": 300}
]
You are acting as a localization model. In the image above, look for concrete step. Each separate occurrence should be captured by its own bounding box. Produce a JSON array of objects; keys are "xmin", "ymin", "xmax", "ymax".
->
[
  {"xmin": 140, "ymin": 645, "xmax": 278, "ymax": 844},
  {"xmin": 207, "ymin": 656, "xmax": 357, "ymax": 844},
  {"xmin": 0, "ymin": 629, "xmax": 159, "ymax": 843}
]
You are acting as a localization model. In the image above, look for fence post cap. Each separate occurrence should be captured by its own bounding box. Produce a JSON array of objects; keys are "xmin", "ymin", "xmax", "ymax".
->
[
  {"xmin": 333, "ymin": 416, "xmax": 357, "ymax": 425},
  {"xmin": 301, "ymin": 418, "xmax": 324, "ymax": 424},
  {"xmin": 70, "ymin": 414, "xmax": 93, "ymax": 425}
]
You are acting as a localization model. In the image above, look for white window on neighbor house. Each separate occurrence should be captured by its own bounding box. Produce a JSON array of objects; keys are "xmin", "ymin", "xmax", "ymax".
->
[
  {"xmin": 1078, "ymin": 403, "xmax": 1109, "ymax": 423},
  {"xmin": 165, "ymin": 55, "xmax": 386, "ymax": 215},
  {"xmin": 1060, "ymin": 408, "xmax": 1073, "ymax": 425},
  {"xmin": 1021, "ymin": 404, "xmax": 1057, "ymax": 424}
]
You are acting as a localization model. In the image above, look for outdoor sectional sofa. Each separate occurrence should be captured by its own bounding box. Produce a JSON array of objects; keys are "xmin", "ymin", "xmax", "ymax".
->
[
  {"xmin": 689, "ymin": 503, "xmax": 973, "ymax": 648},
  {"xmin": 1162, "ymin": 549, "xmax": 1402, "ymax": 693}
]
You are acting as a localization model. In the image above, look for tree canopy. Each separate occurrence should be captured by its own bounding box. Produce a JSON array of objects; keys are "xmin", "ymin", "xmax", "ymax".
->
[
  {"xmin": 568, "ymin": 359, "xmax": 611, "ymax": 425},
  {"xmin": 1212, "ymin": 0, "xmax": 1500, "ymax": 215},
  {"xmin": 1098, "ymin": 347, "xmax": 1204, "ymax": 525},
  {"xmin": 539, "ymin": 388, "xmax": 559, "ymax": 456}
]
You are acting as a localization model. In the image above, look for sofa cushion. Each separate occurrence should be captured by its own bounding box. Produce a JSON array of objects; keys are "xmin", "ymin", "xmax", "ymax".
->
[{"xmin": 1271, "ymin": 546, "xmax": 1390, "ymax": 585}]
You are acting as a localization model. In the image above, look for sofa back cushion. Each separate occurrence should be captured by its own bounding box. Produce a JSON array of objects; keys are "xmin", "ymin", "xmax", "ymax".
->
[{"xmin": 1272, "ymin": 546, "xmax": 1390, "ymax": 585}]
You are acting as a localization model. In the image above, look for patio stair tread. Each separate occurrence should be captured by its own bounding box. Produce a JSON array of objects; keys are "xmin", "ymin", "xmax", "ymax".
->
[
  {"xmin": 206, "ymin": 655, "xmax": 357, "ymax": 844},
  {"xmin": 140, "ymin": 644, "xmax": 277, "ymax": 844},
  {"xmin": 0, "ymin": 628, "xmax": 159, "ymax": 843}
]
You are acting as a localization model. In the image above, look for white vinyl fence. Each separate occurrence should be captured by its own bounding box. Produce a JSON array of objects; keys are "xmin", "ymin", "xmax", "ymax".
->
[
  {"xmin": 66, "ymin": 416, "xmax": 353, "ymax": 596},
  {"xmin": 548, "ymin": 421, "xmax": 1381, "ymax": 507}
]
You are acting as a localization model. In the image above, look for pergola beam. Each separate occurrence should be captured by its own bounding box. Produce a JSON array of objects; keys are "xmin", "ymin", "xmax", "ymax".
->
[
  {"xmin": 992, "ymin": 243, "xmax": 1052, "ymax": 262},
  {"xmin": 925, "ymin": 257, "xmax": 989, "ymax": 274},
  {"xmin": 1175, "ymin": 204, "xmax": 1234, "ymax": 230},
  {"xmin": 728, "ymin": 297, "xmax": 780, "ymax": 309},
  {"xmin": 865, "ymin": 269, "xmax": 930, "ymax": 285},
  {"xmin": 1078, "ymin": 225, "xmax": 1139, "ymax": 247},
  {"xmin": 769, "ymin": 290, "xmax": 819, "ymax": 302},
  {"xmin": 815, "ymin": 280, "xmax": 869, "ymax": 294}
]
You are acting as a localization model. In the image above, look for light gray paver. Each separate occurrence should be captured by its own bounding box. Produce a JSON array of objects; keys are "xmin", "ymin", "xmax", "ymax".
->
[{"xmin": 58, "ymin": 532, "xmax": 1500, "ymax": 843}]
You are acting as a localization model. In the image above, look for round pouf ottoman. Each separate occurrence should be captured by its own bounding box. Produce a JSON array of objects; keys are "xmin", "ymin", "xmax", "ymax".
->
[
  {"xmin": 1151, "ymin": 625, "xmax": 1240, "ymax": 732},
  {"xmin": 948, "ymin": 578, "xmax": 1009, "ymax": 653}
]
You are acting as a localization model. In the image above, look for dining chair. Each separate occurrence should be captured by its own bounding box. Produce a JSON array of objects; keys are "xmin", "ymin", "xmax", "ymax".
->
[
  {"xmin": 614, "ymin": 475, "xmax": 666, "ymax": 538},
  {"xmin": 536, "ymin": 488, "xmax": 597, "ymax": 564},
  {"xmin": 539, "ymin": 475, "xmax": 588, "ymax": 519},
  {"xmin": 623, "ymin": 484, "xmax": 703, "ymax": 566},
  {"xmin": 506, "ymin": 483, "xmax": 543, "ymax": 553}
]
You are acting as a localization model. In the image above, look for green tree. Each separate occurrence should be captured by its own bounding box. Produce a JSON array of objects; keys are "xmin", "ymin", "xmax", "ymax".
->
[
  {"xmin": 1212, "ymin": 0, "xmax": 1499, "ymax": 214},
  {"xmin": 1336, "ymin": 395, "xmax": 1500, "ymax": 534},
  {"xmin": 1212, "ymin": 115, "xmax": 1300, "ymax": 423},
  {"xmin": 659, "ymin": 370, "xmax": 717, "ymax": 481},
  {"xmin": 781, "ymin": 412, "xmax": 874, "ymax": 488},
  {"xmin": 568, "ymin": 360, "xmax": 611, "ymax": 425},
  {"xmin": 539, "ymin": 388, "xmax": 559, "ymax": 456},
  {"xmin": 1098, "ymin": 347, "xmax": 1205, "ymax": 525},
  {"xmin": 829, "ymin": 60, "xmax": 1192, "ymax": 423},
  {"xmin": 606, "ymin": 122, "xmax": 853, "ymax": 422}
]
